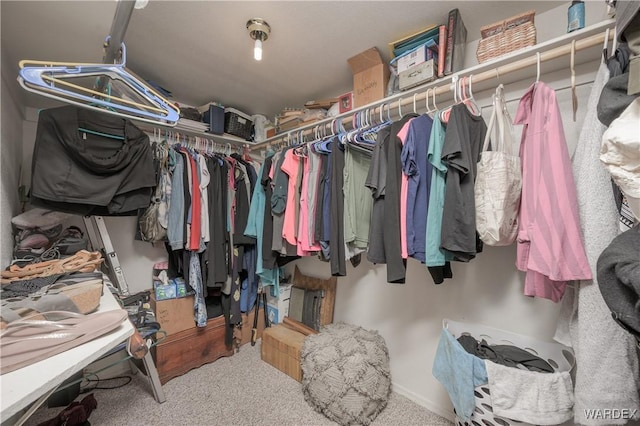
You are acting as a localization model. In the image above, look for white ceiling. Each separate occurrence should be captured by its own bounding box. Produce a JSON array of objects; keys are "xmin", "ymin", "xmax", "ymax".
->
[{"xmin": 1, "ymin": 1, "xmax": 565, "ymax": 119}]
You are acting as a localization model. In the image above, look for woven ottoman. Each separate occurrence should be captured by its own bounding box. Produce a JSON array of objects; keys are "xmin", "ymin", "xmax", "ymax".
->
[{"xmin": 300, "ymin": 323, "xmax": 391, "ymax": 426}]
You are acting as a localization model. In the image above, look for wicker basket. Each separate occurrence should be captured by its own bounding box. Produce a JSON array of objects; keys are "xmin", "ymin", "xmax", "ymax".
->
[
  {"xmin": 224, "ymin": 107, "xmax": 254, "ymax": 141},
  {"xmin": 477, "ymin": 10, "xmax": 536, "ymax": 63},
  {"xmin": 442, "ymin": 319, "xmax": 575, "ymax": 426}
]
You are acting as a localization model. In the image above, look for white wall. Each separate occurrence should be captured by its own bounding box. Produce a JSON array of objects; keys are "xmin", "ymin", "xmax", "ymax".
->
[{"xmin": 1, "ymin": 57, "xmax": 25, "ymax": 267}]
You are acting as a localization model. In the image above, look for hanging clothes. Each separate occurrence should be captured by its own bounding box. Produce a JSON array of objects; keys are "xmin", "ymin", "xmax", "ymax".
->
[
  {"xmin": 425, "ymin": 113, "xmax": 454, "ymax": 284},
  {"xmin": 330, "ymin": 136, "xmax": 347, "ymax": 276},
  {"xmin": 245, "ymin": 157, "xmax": 281, "ymax": 295},
  {"xmin": 343, "ymin": 144, "xmax": 373, "ymax": 253},
  {"xmin": 397, "ymin": 118, "xmax": 415, "ymax": 260},
  {"xmin": 205, "ymin": 156, "xmax": 229, "ymax": 288},
  {"xmin": 514, "ymin": 82, "xmax": 592, "ymax": 302},
  {"xmin": 30, "ymin": 106, "xmax": 156, "ymax": 216},
  {"xmin": 383, "ymin": 114, "xmax": 418, "ymax": 283},
  {"xmin": 440, "ymin": 104, "xmax": 486, "ymax": 262},
  {"xmin": 298, "ymin": 145, "xmax": 321, "ymax": 253},
  {"xmin": 557, "ymin": 63, "xmax": 640, "ymax": 425},
  {"xmin": 306, "ymin": 146, "xmax": 323, "ymax": 249},
  {"xmin": 401, "ymin": 114, "xmax": 434, "ymax": 263},
  {"xmin": 167, "ymin": 152, "xmax": 185, "ymax": 250},
  {"xmin": 366, "ymin": 126, "xmax": 390, "ymax": 265}
]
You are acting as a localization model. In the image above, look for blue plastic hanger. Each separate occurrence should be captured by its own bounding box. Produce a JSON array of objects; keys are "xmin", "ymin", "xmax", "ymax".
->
[{"xmin": 18, "ymin": 42, "xmax": 180, "ymax": 126}]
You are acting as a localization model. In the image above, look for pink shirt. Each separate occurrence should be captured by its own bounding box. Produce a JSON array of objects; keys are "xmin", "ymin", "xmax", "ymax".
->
[
  {"xmin": 514, "ymin": 82, "xmax": 592, "ymax": 302},
  {"xmin": 298, "ymin": 150, "xmax": 320, "ymax": 253},
  {"xmin": 398, "ymin": 119, "xmax": 414, "ymax": 259},
  {"xmin": 280, "ymin": 149, "xmax": 300, "ymax": 248}
]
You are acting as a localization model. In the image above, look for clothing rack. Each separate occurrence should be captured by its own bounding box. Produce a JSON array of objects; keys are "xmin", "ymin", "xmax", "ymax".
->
[
  {"xmin": 250, "ymin": 20, "xmax": 614, "ymax": 151},
  {"xmin": 137, "ymin": 125, "xmax": 251, "ymax": 158},
  {"xmin": 135, "ymin": 122, "xmax": 253, "ymax": 151}
]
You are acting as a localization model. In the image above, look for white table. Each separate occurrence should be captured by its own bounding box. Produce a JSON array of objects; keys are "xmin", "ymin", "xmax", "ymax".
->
[{"xmin": 0, "ymin": 285, "xmax": 164, "ymax": 424}]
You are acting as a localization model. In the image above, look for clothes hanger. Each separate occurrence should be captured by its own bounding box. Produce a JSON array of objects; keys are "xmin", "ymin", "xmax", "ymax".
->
[
  {"xmin": 424, "ymin": 88, "xmax": 432, "ymax": 115},
  {"xmin": 439, "ymin": 75, "xmax": 460, "ymax": 123},
  {"xmin": 431, "ymin": 87, "xmax": 438, "ymax": 115},
  {"xmin": 602, "ymin": 27, "xmax": 611, "ymax": 62},
  {"xmin": 18, "ymin": 41, "xmax": 180, "ymax": 126},
  {"xmin": 464, "ymin": 75, "xmax": 481, "ymax": 116},
  {"xmin": 535, "ymin": 52, "xmax": 541, "ymax": 83}
]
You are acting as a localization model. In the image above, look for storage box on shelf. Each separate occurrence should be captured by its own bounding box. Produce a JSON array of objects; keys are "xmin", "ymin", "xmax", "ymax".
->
[
  {"xmin": 477, "ymin": 10, "xmax": 536, "ymax": 63},
  {"xmin": 399, "ymin": 59, "xmax": 436, "ymax": 91},
  {"xmin": 443, "ymin": 319, "xmax": 574, "ymax": 426},
  {"xmin": 347, "ymin": 47, "xmax": 390, "ymax": 108},
  {"xmin": 224, "ymin": 107, "xmax": 254, "ymax": 141}
]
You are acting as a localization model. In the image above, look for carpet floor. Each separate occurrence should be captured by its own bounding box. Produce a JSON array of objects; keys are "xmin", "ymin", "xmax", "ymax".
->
[{"xmin": 25, "ymin": 340, "xmax": 453, "ymax": 426}]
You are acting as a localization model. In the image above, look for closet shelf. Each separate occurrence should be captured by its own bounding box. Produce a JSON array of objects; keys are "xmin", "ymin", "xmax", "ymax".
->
[{"xmin": 251, "ymin": 19, "xmax": 614, "ymax": 151}]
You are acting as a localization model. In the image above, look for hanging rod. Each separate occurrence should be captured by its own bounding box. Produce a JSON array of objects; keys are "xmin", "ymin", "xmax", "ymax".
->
[
  {"xmin": 251, "ymin": 19, "xmax": 614, "ymax": 151},
  {"xmin": 95, "ymin": 0, "xmax": 136, "ymax": 93}
]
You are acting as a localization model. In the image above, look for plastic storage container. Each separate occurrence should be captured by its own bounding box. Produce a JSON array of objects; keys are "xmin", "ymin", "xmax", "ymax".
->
[
  {"xmin": 442, "ymin": 319, "xmax": 575, "ymax": 426},
  {"xmin": 224, "ymin": 107, "xmax": 254, "ymax": 141}
]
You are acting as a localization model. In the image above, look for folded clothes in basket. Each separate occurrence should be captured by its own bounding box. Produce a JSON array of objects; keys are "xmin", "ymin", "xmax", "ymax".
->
[{"xmin": 485, "ymin": 360, "xmax": 574, "ymax": 425}]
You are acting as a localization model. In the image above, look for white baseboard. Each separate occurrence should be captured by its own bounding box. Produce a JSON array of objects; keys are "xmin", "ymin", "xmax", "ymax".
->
[{"xmin": 392, "ymin": 382, "xmax": 456, "ymax": 423}]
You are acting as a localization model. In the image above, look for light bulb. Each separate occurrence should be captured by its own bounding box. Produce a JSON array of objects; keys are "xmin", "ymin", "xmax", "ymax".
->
[
  {"xmin": 254, "ymin": 38, "xmax": 262, "ymax": 61},
  {"xmin": 134, "ymin": 0, "xmax": 149, "ymax": 9}
]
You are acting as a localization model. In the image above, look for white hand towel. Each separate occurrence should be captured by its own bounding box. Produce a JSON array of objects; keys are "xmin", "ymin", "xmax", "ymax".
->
[{"xmin": 485, "ymin": 360, "xmax": 574, "ymax": 425}]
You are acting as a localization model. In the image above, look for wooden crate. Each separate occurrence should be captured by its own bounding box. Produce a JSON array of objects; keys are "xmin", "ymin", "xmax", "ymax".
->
[
  {"xmin": 153, "ymin": 315, "xmax": 233, "ymax": 384},
  {"xmin": 261, "ymin": 325, "xmax": 306, "ymax": 382},
  {"xmin": 292, "ymin": 266, "xmax": 337, "ymax": 326}
]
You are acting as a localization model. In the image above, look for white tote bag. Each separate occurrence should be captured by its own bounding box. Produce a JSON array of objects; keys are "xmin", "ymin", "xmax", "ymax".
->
[{"xmin": 475, "ymin": 85, "xmax": 522, "ymax": 246}]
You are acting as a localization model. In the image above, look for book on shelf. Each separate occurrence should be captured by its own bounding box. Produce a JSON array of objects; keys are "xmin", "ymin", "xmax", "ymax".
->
[
  {"xmin": 437, "ymin": 24, "xmax": 447, "ymax": 78},
  {"xmin": 443, "ymin": 8, "xmax": 467, "ymax": 76},
  {"xmin": 304, "ymin": 98, "xmax": 338, "ymax": 109},
  {"xmin": 388, "ymin": 24, "xmax": 438, "ymax": 58}
]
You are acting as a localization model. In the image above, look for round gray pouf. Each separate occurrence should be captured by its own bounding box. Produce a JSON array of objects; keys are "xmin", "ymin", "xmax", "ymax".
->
[{"xmin": 300, "ymin": 322, "xmax": 392, "ymax": 426}]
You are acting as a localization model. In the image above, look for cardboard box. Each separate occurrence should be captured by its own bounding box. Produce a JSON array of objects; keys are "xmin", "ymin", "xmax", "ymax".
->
[
  {"xmin": 266, "ymin": 284, "xmax": 292, "ymax": 325},
  {"xmin": 347, "ymin": 47, "xmax": 390, "ymax": 108},
  {"xmin": 399, "ymin": 59, "xmax": 436, "ymax": 91},
  {"xmin": 261, "ymin": 324, "xmax": 306, "ymax": 382},
  {"xmin": 150, "ymin": 293, "xmax": 195, "ymax": 336},
  {"xmin": 396, "ymin": 45, "xmax": 427, "ymax": 73}
]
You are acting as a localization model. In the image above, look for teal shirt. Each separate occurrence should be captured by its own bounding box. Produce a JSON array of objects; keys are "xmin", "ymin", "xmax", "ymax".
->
[
  {"xmin": 244, "ymin": 160, "xmax": 281, "ymax": 293},
  {"xmin": 425, "ymin": 114, "xmax": 453, "ymax": 266}
]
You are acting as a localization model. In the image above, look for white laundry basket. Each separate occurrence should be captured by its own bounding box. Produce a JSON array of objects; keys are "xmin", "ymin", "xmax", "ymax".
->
[{"xmin": 443, "ymin": 319, "xmax": 575, "ymax": 426}]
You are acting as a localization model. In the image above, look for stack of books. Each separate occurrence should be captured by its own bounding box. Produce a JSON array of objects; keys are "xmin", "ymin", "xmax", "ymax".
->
[
  {"xmin": 389, "ymin": 8, "xmax": 467, "ymax": 87},
  {"xmin": 275, "ymin": 108, "xmax": 305, "ymax": 133}
]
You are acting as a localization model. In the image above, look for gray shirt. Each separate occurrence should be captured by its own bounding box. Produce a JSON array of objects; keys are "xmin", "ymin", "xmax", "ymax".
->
[{"xmin": 440, "ymin": 104, "xmax": 486, "ymax": 261}]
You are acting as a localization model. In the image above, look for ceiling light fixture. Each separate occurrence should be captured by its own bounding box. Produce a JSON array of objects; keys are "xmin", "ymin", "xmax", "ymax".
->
[{"xmin": 247, "ymin": 18, "xmax": 271, "ymax": 61}]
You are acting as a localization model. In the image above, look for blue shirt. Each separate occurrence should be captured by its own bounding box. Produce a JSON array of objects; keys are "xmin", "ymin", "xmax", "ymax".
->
[
  {"xmin": 245, "ymin": 161, "xmax": 281, "ymax": 293},
  {"xmin": 401, "ymin": 115, "xmax": 433, "ymax": 263}
]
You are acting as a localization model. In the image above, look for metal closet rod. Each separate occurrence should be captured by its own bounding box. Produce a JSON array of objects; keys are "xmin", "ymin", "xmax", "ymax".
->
[{"xmin": 251, "ymin": 29, "xmax": 612, "ymax": 151}]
